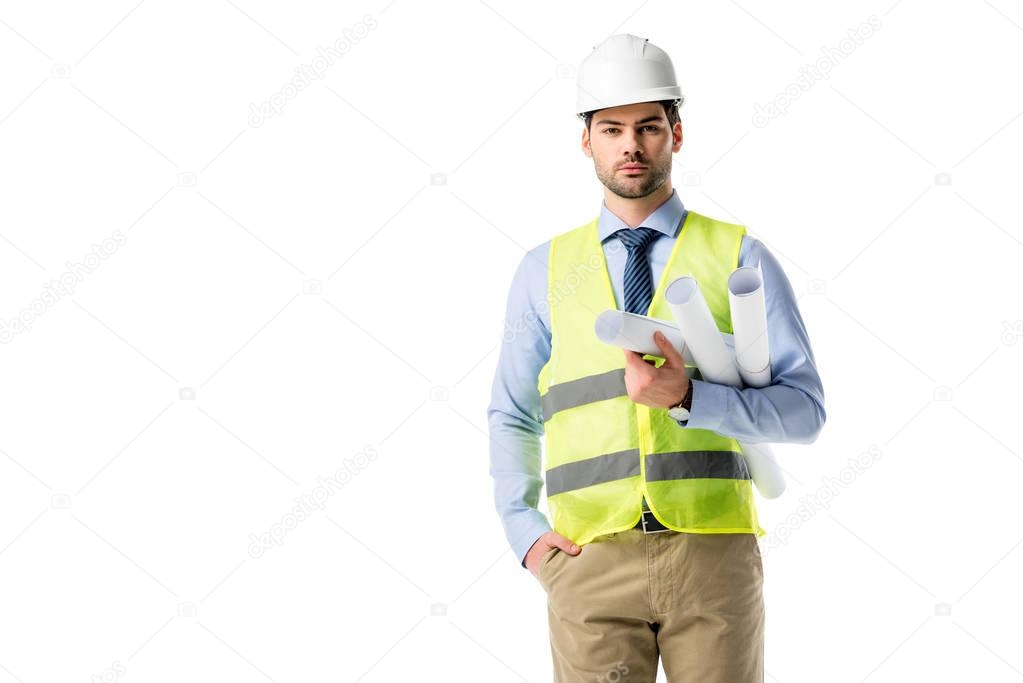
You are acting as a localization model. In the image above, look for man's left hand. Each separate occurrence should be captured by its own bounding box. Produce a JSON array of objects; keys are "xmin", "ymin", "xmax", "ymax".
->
[{"xmin": 622, "ymin": 331, "xmax": 689, "ymax": 409}]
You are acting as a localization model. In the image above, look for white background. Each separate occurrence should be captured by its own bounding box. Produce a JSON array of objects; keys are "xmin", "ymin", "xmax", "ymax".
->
[{"xmin": 1, "ymin": 1, "xmax": 1021, "ymax": 681}]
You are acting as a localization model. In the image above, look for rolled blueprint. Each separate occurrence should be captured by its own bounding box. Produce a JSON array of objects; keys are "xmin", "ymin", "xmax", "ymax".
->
[
  {"xmin": 665, "ymin": 275, "xmax": 786, "ymax": 499},
  {"xmin": 728, "ymin": 265, "xmax": 771, "ymax": 388},
  {"xmin": 595, "ymin": 310, "xmax": 740, "ymax": 368},
  {"xmin": 594, "ymin": 310, "xmax": 696, "ymax": 365},
  {"xmin": 664, "ymin": 277, "xmax": 742, "ymax": 386},
  {"xmin": 738, "ymin": 441, "xmax": 785, "ymax": 498}
]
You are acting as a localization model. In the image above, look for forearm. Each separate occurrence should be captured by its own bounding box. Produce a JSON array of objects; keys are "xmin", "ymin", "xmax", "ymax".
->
[
  {"xmin": 682, "ymin": 377, "xmax": 826, "ymax": 444},
  {"xmin": 488, "ymin": 416, "xmax": 551, "ymax": 566},
  {"xmin": 486, "ymin": 417, "xmax": 552, "ymax": 564}
]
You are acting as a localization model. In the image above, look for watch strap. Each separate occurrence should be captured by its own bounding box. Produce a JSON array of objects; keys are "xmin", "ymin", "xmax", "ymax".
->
[{"xmin": 680, "ymin": 382, "xmax": 694, "ymax": 411}]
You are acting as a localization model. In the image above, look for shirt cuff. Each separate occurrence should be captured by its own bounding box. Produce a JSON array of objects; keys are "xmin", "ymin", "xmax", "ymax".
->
[
  {"xmin": 679, "ymin": 379, "xmax": 728, "ymax": 433},
  {"xmin": 508, "ymin": 511, "xmax": 552, "ymax": 568}
]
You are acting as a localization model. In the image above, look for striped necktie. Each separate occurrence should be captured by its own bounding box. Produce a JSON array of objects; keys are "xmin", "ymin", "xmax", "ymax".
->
[
  {"xmin": 613, "ymin": 226, "xmax": 660, "ymax": 513},
  {"xmin": 615, "ymin": 227, "xmax": 660, "ymax": 315}
]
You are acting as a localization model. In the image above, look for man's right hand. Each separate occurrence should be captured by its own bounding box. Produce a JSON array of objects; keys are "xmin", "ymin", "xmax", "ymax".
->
[{"xmin": 525, "ymin": 531, "xmax": 581, "ymax": 579}]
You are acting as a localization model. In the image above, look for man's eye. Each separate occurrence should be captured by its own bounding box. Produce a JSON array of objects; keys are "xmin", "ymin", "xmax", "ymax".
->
[
  {"xmin": 643, "ymin": 126, "xmax": 659, "ymax": 132},
  {"xmin": 603, "ymin": 128, "xmax": 618, "ymax": 134}
]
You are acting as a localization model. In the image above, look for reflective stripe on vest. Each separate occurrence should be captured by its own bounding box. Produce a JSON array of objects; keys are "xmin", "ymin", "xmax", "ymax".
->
[
  {"xmin": 545, "ymin": 448, "xmax": 639, "ymax": 496},
  {"xmin": 545, "ymin": 449, "xmax": 750, "ymax": 496},
  {"xmin": 537, "ymin": 210, "xmax": 765, "ymax": 546},
  {"xmin": 540, "ymin": 368, "xmax": 626, "ymax": 422}
]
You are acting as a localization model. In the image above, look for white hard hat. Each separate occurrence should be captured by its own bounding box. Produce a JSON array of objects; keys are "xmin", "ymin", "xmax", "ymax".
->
[{"xmin": 575, "ymin": 33, "xmax": 683, "ymax": 119}]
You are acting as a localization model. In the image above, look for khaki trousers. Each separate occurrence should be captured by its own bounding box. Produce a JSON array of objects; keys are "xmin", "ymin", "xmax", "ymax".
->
[{"xmin": 537, "ymin": 527, "xmax": 764, "ymax": 682}]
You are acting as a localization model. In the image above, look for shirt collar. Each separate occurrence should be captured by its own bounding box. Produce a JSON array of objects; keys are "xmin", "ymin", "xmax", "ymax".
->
[{"xmin": 598, "ymin": 188, "xmax": 686, "ymax": 243}]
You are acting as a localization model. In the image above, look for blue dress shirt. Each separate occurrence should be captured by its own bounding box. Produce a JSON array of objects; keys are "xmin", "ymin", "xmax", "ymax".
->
[{"xmin": 487, "ymin": 189, "xmax": 826, "ymax": 567}]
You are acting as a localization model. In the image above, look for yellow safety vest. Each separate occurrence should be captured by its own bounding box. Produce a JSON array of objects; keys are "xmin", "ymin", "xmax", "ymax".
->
[{"xmin": 537, "ymin": 210, "xmax": 766, "ymax": 546}]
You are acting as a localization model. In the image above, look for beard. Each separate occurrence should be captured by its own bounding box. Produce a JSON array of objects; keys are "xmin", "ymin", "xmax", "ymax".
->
[{"xmin": 594, "ymin": 153, "xmax": 672, "ymax": 199}]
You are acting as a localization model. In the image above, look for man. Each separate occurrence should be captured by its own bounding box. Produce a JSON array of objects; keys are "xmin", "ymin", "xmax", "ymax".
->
[{"xmin": 487, "ymin": 33, "xmax": 826, "ymax": 682}]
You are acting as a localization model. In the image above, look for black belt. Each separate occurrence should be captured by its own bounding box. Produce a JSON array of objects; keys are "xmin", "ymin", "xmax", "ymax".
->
[{"xmin": 634, "ymin": 508, "xmax": 672, "ymax": 533}]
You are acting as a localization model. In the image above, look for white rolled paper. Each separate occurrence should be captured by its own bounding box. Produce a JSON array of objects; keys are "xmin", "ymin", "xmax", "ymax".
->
[
  {"xmin": 737, "ymin": 364, "xmax": 771, "ymax": 389},
  {"xmin": 594, "ymin": 310, "xmax": 684, "ymax": 357},
  {"xmin": 594, "ymin": 310, "xmax": 699, "ymax": 366},
  {"xmin": 664, "ymin": 277, "xmax": 741, "ymax": 386},
  {"xmin": 728, "ymin": 265, "xmax": 784, "ymax": 498},
  {"xmin": 740, "ymin": 441, "xmax": 785, "ymax": 499},
  {"xmin": 665, "ymin": 276, "xmax": 786, "ymax": 499},
  {"xmin": 728, "ymin": 265, "xmax": 772, "ymax": 389}
]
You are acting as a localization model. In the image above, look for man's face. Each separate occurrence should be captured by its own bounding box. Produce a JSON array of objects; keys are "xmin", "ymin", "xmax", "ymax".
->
[{"xmin": 582, "ymin": 102, "xmax": 682, "ymax": 199}]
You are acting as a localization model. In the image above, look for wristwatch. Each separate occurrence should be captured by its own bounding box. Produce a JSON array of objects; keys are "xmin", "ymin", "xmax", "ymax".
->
[{"xmin": 667, "ymin": 382, "xmax": 694, "ymax": 422}]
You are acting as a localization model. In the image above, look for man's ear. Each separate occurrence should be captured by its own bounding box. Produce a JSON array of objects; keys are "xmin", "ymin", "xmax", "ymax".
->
[
  {"xmin": 581, "ymin": 126, "xmax": 592, "ymax": 158},
  {"xmin": 672, "ymin": 122, "xmax": 683, "ymax": 153}
]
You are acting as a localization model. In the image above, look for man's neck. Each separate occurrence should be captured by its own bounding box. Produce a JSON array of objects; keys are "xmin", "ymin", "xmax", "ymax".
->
[{"xmin": 602, "ymin": 183, "xmax": 674, "ymax": 228}]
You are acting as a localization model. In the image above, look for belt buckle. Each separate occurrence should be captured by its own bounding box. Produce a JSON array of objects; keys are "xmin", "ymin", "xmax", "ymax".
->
[{"xmin": 640, "ymin": 509, "xmax": 670, "ymax": 534}]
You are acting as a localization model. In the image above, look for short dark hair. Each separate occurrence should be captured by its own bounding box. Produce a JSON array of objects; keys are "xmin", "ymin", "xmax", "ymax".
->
[{"xmin": 582, "ymin": 99, "xmax": 681, "ymax": 132}]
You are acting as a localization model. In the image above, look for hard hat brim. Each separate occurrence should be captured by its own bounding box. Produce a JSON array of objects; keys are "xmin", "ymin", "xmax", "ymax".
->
[{"xmin": 576, "ymin": 87, "xmax": 683, "ymax": 118}]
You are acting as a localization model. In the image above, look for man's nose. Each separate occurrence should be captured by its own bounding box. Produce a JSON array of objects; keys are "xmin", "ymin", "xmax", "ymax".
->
[{"xmin": 620, "ymin": 129, "xmax": 643, "ymax": 157}]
